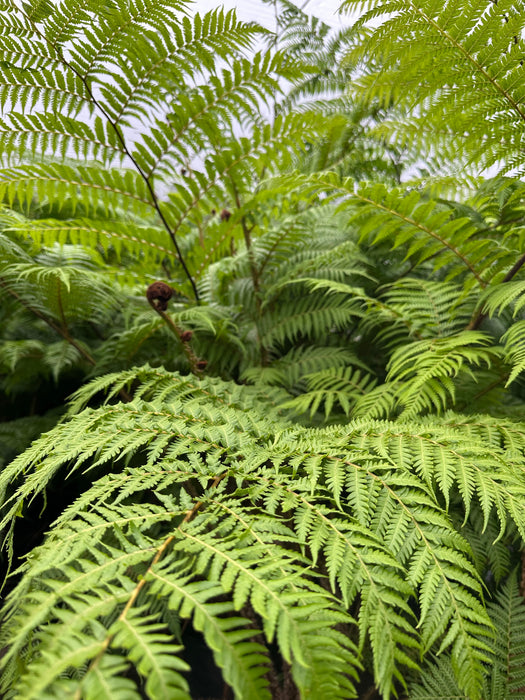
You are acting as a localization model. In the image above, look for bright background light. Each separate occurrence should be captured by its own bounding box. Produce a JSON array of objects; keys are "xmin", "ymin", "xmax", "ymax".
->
[{"xmin": 191, "ymin": 0, "xmax": 350, "ymax": 27}]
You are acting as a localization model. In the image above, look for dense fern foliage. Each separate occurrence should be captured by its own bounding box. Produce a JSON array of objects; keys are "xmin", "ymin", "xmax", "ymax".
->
[
  {"xmin": 341, "ymin": 0, "xmax": 525, "ymax": 176},
  {"xmin": 2, "ymin": 0, "xmax": 525, "ymax": 698}
]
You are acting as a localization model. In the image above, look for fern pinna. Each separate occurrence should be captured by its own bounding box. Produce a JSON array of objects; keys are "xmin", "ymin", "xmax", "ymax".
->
[
  {"xmin": 1, "ymin": 365, "xmax": 525, "ymax": 699},
  {"xmin": 2, "ymin": 0, "xmax": 525, "ymax": 698}
]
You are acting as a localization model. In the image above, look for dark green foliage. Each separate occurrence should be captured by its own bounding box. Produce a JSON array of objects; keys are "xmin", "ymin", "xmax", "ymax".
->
[{"xmin": 409, "ymin": 572, "xmax": 525, "ymax": 699}]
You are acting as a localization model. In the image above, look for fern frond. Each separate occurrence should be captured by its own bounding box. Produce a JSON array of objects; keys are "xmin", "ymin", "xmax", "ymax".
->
[
  {"xmin": 2, "ymin": 214, "xmax": 174, "ymax": 264},
  {"xmin": 342, "ymin": 0, "xmax": 525, "ymax": 175},
  {"xmin": 386, "ymin": 331, "xmax": 498, "ymax": 416},
  {"xmin": 409, "ymin": 570, "xmax": 525, "ymax": 699},
  {"xmin": 282, "ymin": 365, "xmax": 377, "ymax": 418},
  {"xmin": 276, "ymin": 173, "xmax": 514, "ymax": 288},
  {"xmin": 485, "ymin": 571, "xmax": 525, "ymax": 697},
  {"xmin": 501, "ymin": 320, "xmax": 525, "ymax": 385},
  {"xmin": 242, "ymin": 345, "xmax": 364, "ymax": 390},
  {"xmin": 380, "ymin": 278, "xmax": 474, "ymax": 339},
  {"xmin": 0, "ymin": 163, "xmax": 153, "ymax": 217},
  {"xmin": 0, "ymin": 112, "xmax": 125, "ymax": 163},
  {"xmin": 5, "ymin": 370, "xmax": 523, "ymax": 698},
  {"xmin": 258, "ymin": 288, "xmax": 363, "ymax": 350},
  {"xmin": 479, "ymin": 280, "xmax": 525, "ymax": 317}
]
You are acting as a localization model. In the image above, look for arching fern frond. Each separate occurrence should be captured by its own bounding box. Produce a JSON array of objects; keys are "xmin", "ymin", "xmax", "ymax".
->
[
  {"xmin": 386, "ymin": 331, "xmax": 499, "ymax": 417},
  {"xmin": 478, "ymin": 280, "xmax": 525, "ymax": 317},
  {"xmin": 409, "ymin": 571, "xmax": 525, "ymax": 699},
  {"xmin": 0, "ymin": 163, "xmax": 153, "ymax": 218},
  {"xmin": 0, "ymin": 1, "xmax": 312, "ymax": 301},
  {"xmin": 4, "ymin": 368, "xmax": 525, "ymax": 697},
  {"xmin": 282, "ymin": 365, "xmax": 377, "ymax": 419},
  {"xmin": 241, "ymin": 345, "xmax": 364, "ymax": 391},
  {"xmin": 341, "ymin": 0, "xmax": 525, "ymax": 175},
  {"xmin": 274, "ymin": 172, "xmax": 514, "ymax": 288},
  {"xmin": 501, "ymin": 320, "xmax": 525, "ymax": 385}
]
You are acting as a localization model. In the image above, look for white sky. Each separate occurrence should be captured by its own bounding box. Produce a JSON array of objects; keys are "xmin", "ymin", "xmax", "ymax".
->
[{"xmin": 191, "ymin": 0, "xmax": 350, "ymax": 28}]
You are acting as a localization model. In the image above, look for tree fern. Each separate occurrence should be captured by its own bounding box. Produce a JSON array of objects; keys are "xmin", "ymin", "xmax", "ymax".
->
[
  {"xmin": 4, "ymin": 367, "xmax": 525, "ymax": 697},
  {"xmin": 341, "ymin": 0, "xmax": 525, "ymax": 176},
  {"xmin": 3, "ymin": 0, "xmax": 525, "ymax": 697}
]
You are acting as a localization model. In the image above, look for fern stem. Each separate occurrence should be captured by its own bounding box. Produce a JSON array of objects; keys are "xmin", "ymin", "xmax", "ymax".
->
[
  {"xmin": 502, "ymin": 251, "xmax": 525, "ymax": 283},
  {"xmin": 354, "ymin": 190, "xmax": 486, "ymax": 286},
  {"xmin": 73, "ymin": 86, "xmax": 200, "ymax": 302},
  {"xmin": 0, "ymin": 278, "xmax": 133, "ymax": 401},
  {"xmin": 73, "ymin": 472, "xmax": 226, "ymax": 698},
  {"xmin": 147, "ymin": 298, "xmax": 203, "ymax": 375},
  {"xmin": 467, "ymin": 373, "xmax": 508, "ymax": 405},
  {"xmin": 468, "ymin": 250, "xmax": 525, "ymax": 329},
  {"xmin": 11, "ymin": 2, "xmax": 200, "ymax": 303},
  {"xmin": 0, "ymin": 278, "xmax": 96, "ymax": 366}
]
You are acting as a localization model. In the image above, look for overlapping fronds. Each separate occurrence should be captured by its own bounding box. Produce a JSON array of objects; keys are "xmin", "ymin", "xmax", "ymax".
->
[
  {"xmin": 409, "ymin": 571, "xmax": 525, "ymax": 699},
  {"xmin": 3, "ymin": 367, "xmax": 525, "ymax": 697},
  {"xmin": 214, "ymin": 172, "xmax": 524, "ymax": 420},
  {"xmin": 281, "ymin": 365, "xmax": 377, "ymax": 418},
  {"xmin": 0, "ymin": 0, "xmax": 316, "ymax": 300},
  {"xmin": 501, "ymin": 320, "xmax": 525, "ymax": 385},
  {"xmin": 3, "ymin": 1, "xmax": 525, "ymax": 698},
  {"xmin": 280, "ymin": 173, "xmax": 515, "ymax": 287},
  {"xmin": 341, "ymin": 0, "xmax": 525, "ymax": 175}
]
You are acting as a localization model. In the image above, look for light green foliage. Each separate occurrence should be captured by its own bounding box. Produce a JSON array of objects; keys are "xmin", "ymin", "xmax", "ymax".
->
[
  {"xmin": 409, "ymin": 571, "xmax": 525, "ymax": 699},
  {"xmin": 5, "ymin": 366, "xmax": 525, "ymax": 698},
  {"xmin": 341, "ymin": 0, "xmax": 525, "ymax": 176},
  {"xmin": 2, "ymin": 0, "xmax": 525, "ymax": 699}
]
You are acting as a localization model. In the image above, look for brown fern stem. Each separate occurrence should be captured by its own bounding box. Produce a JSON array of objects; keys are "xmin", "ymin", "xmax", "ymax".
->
[
  {"xmin": 147, "ymin": 298, "xmax": 204, "ymax": 375},
  {"xmin": 74, "ymin": 472, "xmax": 227, "ymax": 699},
  {"xmin": 13, "ymin": 2, "xmax": 200, "ymax": 303},
  {"xmin": 468, "ymin": 251, "xmax": 525, "ymax": 330}
]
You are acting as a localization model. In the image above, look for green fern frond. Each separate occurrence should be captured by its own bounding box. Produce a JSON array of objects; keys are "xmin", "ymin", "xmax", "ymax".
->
[
  {"xmin": 5, "ymin": 370, "xmax": 524, "ymax": 698},
  {"xmin": 242, "ymin": 345, "xmax": 364, "ymax": 390},
  {"xmin": 1, "ymin": 212, "xmax": 175, "ymax": 264},
  {"xmin": 0, "ymin": 163, "xmax": 153, "ymax": 217},
  {"xmin": 275, "ymin": 173, "xmax": 514, "ymax": 288},
  {"xmin": 341, "ymin": 0, "xmax": 525, "ymax": 175},
  {"xmin": 407, "ymin": 655, "xmax": 466, "ymax": 699},
  {"xmin": 386, "ymin": 331, "xmax": 498, "ymax": 416},
  {"xmin": 282, "ymin": 365, "xmax": 377, "ymax": 418},
  {"xmin": 408, "ymin": 571, "xmax": 525, "ymax": 699},
  {"xmin": 0, "ymin": 259, "xmax": 119, "ymax": 326},
  {"xmin": 501, "ymin": 320, "xmax": 525, "ymax": 385},
  {"xmin": 485, "ymin": 571, "xmax": 525, "ymax": 698},
  {"xmin": 380, "ymin": 279, "xmax": 475, "ymax": 338},
  {"xmin": 479, "ymin": 280, "xmax": 525, "ymax": 317}
]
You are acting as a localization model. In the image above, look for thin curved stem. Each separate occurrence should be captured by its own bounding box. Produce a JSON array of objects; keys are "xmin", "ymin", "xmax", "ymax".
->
[
  {"xmin": 12, "ymin": 2, "xmax": 200, "ymax": 302},
  {"xmin": 468, "ymin": 250, "xmax": 525, "ymax": 330}
]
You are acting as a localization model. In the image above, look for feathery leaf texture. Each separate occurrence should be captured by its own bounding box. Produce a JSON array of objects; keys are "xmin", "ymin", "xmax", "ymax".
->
[
  {"xmin": 3, "ymin": 367, "xmax": 525, "ymax": 697},
  {"xmin": 341, "ymin": 0, "xmax": 525, "ymax": 175},
  {"xmin": 2, "ymin": 1, "xmax": 525, "ymax": 698}
]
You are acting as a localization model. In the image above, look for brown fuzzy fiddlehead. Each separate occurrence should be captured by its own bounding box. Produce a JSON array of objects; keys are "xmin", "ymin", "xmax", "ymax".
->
[
  {"xmin": 146, "ymin": 283, "xmax": 207, "ymax": 375},
  {"xmin": 146, "ymin": 281, "xmax": 173, "ymax": 311}
]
